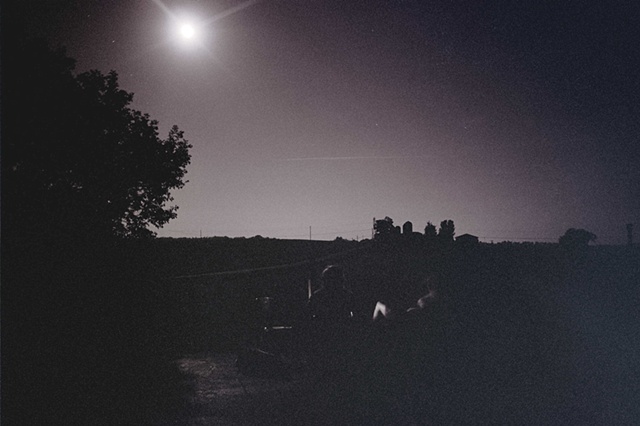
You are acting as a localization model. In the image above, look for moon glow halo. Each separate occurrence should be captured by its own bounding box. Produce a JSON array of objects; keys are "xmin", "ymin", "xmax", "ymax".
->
[{"xmin": 179, "ymin": 22, "xmax": 196, "ymax": 40}]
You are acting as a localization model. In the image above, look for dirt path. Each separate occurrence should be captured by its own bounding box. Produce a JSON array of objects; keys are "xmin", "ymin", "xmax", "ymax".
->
[{"xmin": 159, "ymin": 353, "xmax": 324, "ymax": 425}]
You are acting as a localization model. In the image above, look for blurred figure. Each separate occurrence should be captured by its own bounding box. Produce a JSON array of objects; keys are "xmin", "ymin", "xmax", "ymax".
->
[
  {"xmin": 362, "ymin": 287, "xmax": 444, "ymax": 420},
  {"xmin": 305, "ymin": 265, "xmax": 356, "ymax": 372},
  {"xmin": 308, "ymin": 265, "xmax": 355, "ymax": 323},
  {"xmin": 406, "ymin": 288, "xmax": 438, "ymax": 315},
  {"xmin": 372, "ymin": 288, "xmax": 437, "ymax": 322}
]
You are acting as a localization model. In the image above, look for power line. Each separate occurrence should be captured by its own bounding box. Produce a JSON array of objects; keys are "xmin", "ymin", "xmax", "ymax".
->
[
  {"xmin": 166, "ymin": 245, "xmax": 365, "ymax": 280},
  {"xmin": 477, "ymin": 236, "xmax": 557, "ymax": 242}
]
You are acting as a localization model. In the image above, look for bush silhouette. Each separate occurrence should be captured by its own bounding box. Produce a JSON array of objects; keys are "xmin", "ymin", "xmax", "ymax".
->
[{"xmin": 559, "ymin": 228, "xmax": 597, "ymax": 247}]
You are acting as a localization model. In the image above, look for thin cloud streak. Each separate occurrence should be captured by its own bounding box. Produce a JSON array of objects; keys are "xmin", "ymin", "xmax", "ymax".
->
[
  {"xmin": 207, "ymin": 0, "xmax": 263, "ymax": 24},
  {"xmin": 282, "ymin": 155, "xmax": 428, "ymax": 161}
]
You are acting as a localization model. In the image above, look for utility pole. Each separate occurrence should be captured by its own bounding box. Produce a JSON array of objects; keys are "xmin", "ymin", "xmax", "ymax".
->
[{"xmin": 308, "ymin": 226, "xmax": 313, "ymax": 300}]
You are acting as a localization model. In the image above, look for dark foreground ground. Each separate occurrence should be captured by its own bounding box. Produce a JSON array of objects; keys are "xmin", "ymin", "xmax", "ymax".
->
[
  {"xmin": 163, "ymin": 261, "xmax": 640, "ymax": 426},
  {"xmin": 3, "ymin": 238, "xmax": 639, "ymax": 425}
]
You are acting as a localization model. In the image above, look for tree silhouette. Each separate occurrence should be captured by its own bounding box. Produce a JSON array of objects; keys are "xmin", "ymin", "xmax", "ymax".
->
[
  {"xmin": 559, "ymin": 228, "xmax": 597, "ymax": 247},
  {"xmin": 3, "ymin": 40, "xmax": 192, "ymax": 239},
  {"xmin": 374, "ymin": 216, "xmax": 396, "ymax": 240},
  {"xmin": 424, "ymin": 222, "xmax": 437, "ymax": 240},
  {"xmin": 438, "ymin": 220, "xmax": 455, "ymax": 242}
]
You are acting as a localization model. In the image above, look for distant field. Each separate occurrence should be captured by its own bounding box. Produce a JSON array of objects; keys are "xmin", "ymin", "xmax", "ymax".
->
[
  {"xmin": 137, "ymin": 238, "xmax": 639, "ymax": 423},
  {"xmin": 6, "ymin": 236, "xmax": 638, "ymax": 424},
  {"xmin": 136, "ymin": 238, "xmax": 639, "ymax": 354}
]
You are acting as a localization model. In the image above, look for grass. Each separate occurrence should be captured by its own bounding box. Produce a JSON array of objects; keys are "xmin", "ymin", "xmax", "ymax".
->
[{"xmin": 4, "ymin": 236, "xmax": 639, "ymax": 424}]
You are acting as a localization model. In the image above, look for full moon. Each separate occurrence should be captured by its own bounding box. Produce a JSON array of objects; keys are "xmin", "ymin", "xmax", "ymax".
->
[{"xmin": 179, "ymin": 22, "xmax": 196, "ymax": 40}]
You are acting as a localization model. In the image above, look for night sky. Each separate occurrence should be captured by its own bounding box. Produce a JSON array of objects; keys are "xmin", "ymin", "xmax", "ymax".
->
[{"xmin": 11, "ymin": 0, "xmax": 640, "ymax": 243}]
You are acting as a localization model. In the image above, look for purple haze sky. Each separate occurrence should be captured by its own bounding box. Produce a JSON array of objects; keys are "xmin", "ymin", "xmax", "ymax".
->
[{"xmin": 13, "ymin": 0, "xmax": 640, "ymax": 243}]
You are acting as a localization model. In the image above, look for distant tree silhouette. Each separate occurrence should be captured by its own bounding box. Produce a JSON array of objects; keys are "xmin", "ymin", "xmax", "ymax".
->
[
  {"xmin": 438, "ymin": 220, "xmax": 455, "ymax": 242},
  {"xmin": 424, "ymin": 222, "xmax": 437, "ymax": 240},
  {"xmin": 559, "ymin": 228, "xmax": 597, "ymax": 247},
  {"xmin": 374, "ymin": 216, "xmax": 396, "ymax": 241},
  {"xmin": 3, "ymin": 39, "xmax": 192, "ymax": 239}
]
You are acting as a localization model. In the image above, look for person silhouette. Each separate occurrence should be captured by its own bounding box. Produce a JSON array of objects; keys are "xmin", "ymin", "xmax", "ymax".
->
[
  {"xmin": 305, "ymin": 265, "xmax": 356, "ymax": 371},
  {"xmin": 308, "ymin": 265, "xmax": 354, "ymax": 323},
  {"xmin": 372, "ymin": 288, "xmax": 438, "ymax": 322}
]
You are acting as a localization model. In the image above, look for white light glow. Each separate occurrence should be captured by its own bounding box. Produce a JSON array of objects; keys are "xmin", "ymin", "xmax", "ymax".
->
[
  {"xmin": 152, "ymin": 0, "xmax": 262, "ymax": 54},
  {"xmin": 179, "ymin": 22, "xmax": 196, "ymax": 40}
]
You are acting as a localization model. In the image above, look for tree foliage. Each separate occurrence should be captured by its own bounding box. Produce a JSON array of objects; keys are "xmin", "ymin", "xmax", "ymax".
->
[
  {"xmin": 438, "ymin": 220, "xmax": 455, "ymax": 242},
  {"xmin": 559, "ymin": 228, "xmax": 597, "ymax": 247},
  {"xmin": 3, "ymin": 40, "xmax": 192, "ymax": 239},
  {"xmin": 424, "ymin": 221, "xmax": 437, "ymax": 239},
  {"xmin": 374, "ymin": 216, "xmax": 396, "ymax": 240}
]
